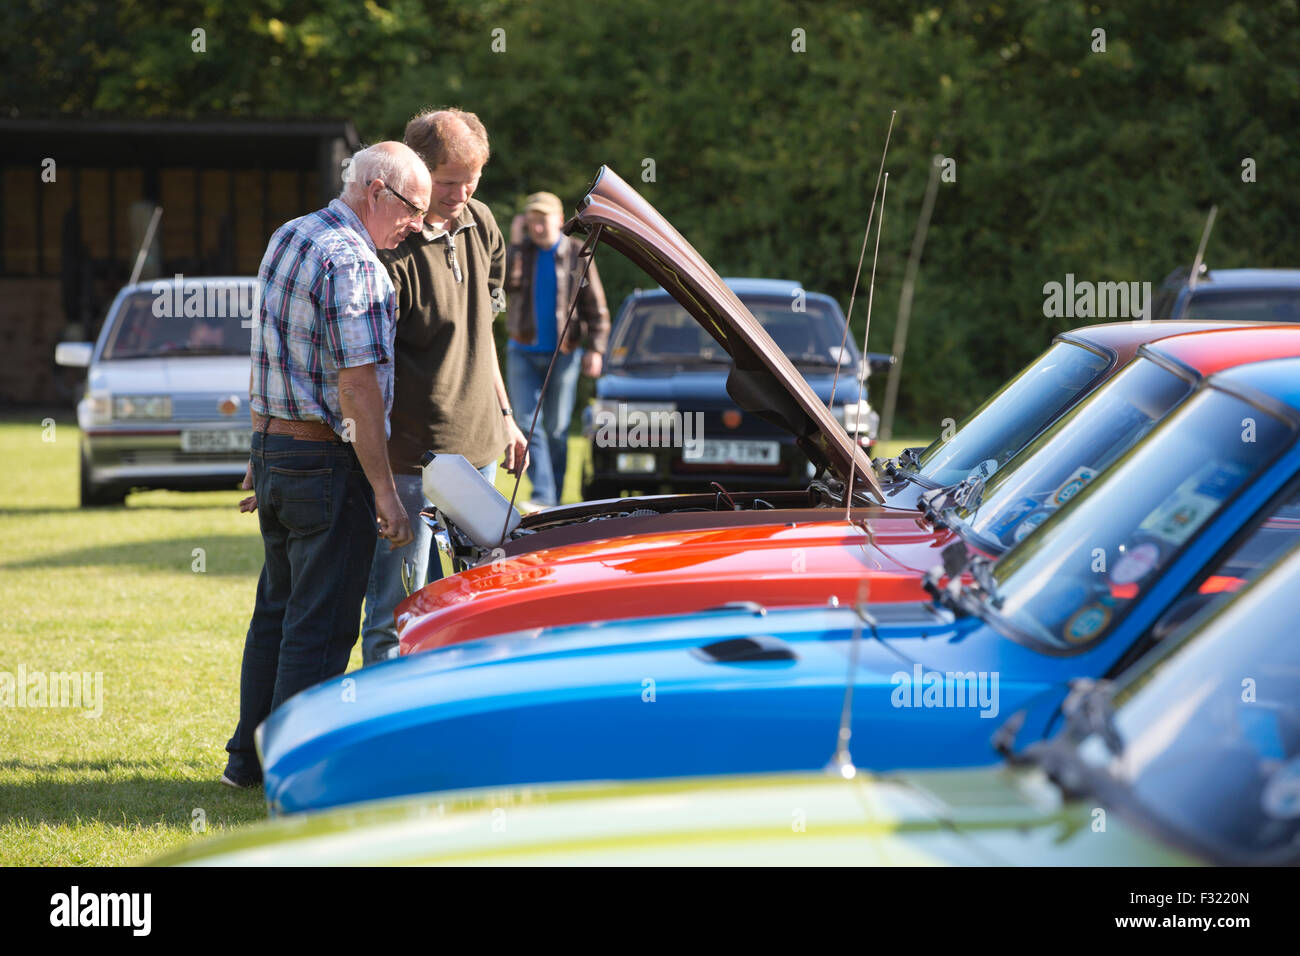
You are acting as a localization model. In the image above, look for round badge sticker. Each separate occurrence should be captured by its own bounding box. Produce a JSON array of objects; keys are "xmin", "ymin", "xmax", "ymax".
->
[
  {"xmin": 1012, "ymin": 508, "xmax": 1051, "ymax": 543},
  {"xmin": 1064, "ymin": 603, "xmax": 1111, "ymax": 643},
  {"xmin": 971, "ymin": 458, "xmax": 999, "ymax": 480},
  {"xmin": 1051, "ymin": 466, "xmax": 1097, "ymax": 507},
  {"xmin": 1263, "ymin": 759, "xmax": 1300, "ymax": 819},
  {"xmin": 1111, "ymin": 541, "xmax": 1160, "ymax": 586}
]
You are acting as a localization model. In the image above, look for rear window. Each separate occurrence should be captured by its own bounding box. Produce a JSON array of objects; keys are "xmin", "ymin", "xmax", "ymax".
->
[{"xmin": 1183, "ymin": 289, "xmax": 1300, "ymax": 324}]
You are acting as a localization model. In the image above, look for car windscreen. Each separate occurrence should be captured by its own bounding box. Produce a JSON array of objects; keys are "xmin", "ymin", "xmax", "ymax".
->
[
  {"xmin": 953, "ymin": 357, "xmax": 1194, "ymax": 549},
  {"xmin": 101, "ymin": 287, "xmax": 256, "ymax": 359},
  {"xmin": 608, "ymin": 295, "xmax": 856, "ymax": 370},
  {"xmin": 913, "ymin": 341, "xmax": 1111, "ymax": 486},
  {"xmin": 990, "ymin": 388, "xmax": 1295, "ymax": 651},
  {"xmin": 1071, "ymin": 543, "xmax": 1300, "ymax": 863},
  {"xmin": 1184, "ymin": 289, "xmax": 1300, "ymax": 324}
]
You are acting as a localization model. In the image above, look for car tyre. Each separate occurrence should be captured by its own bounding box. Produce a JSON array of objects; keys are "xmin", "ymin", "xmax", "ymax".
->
[{"xmin": 80, "ymin": 449, "xmax": 127, "ymax": 507}]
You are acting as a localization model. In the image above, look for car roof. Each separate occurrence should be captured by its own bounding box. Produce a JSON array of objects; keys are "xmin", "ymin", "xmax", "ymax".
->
[
  {"xmin": 1190, "ymin": 269, "xmax": 1300, "ymax": 291},
  {"xmin": 1061, "ymin": 319, "xmax": 1255, "ymax": 363},
  {"xmin": 1211, "ymin": 355, "xmax": 1300, "ymax": 411},
  {"xmin": 116, "ymin": 276, "xmax": 259, "ymax": 295},
  {"xmin": 1146, "ymin": 326, "xmax": 1300, "ymax": 377},
  {"xmin": 634, "ymin": 277, "xmax": 837, "ymax": 304}
]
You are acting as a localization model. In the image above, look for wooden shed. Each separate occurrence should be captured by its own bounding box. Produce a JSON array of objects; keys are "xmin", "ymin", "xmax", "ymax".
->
[{"xmin": 0, "ymin": 117, "xmax": 360, "ymax": 405}]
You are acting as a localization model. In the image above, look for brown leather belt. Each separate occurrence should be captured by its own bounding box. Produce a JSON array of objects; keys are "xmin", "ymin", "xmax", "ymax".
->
[{"xmin": 251, "ymin": 413, "xmax": 341, "ymax": 443}]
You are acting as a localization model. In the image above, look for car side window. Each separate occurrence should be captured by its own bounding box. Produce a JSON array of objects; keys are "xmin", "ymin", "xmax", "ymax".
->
[{"xmin": 1150, "ymin": 478, "xmax": 1300, "ymax": 641}]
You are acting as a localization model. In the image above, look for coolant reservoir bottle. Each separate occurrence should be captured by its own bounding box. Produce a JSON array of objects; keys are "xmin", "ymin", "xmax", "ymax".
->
[{"xmin": 419, "ymin": 452, "xmax": 521, "ymax": 549}]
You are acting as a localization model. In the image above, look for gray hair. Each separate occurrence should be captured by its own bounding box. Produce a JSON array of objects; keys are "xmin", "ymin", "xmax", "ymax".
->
[{"xmin": 340, "ymin": 142, "xmax": 426, "ymax": 202}]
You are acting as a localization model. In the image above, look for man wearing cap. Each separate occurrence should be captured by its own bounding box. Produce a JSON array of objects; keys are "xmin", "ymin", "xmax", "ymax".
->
[
  {"xmin": 505, "ymin": 191, "xmax": 610, "ymax": 508},
  {"xmin": 359, "ymin": 107, "xmax": 529, "ymax": 666}
]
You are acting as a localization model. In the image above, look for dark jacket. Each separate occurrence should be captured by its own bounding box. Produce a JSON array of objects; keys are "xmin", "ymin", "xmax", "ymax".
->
[
  {"xmin": 380, "ymin": 197, "xmax": 506, "ymax": 474},
  {"xmin": 505, "ymin": 235, "xmax": 610, "ymax": 354}
]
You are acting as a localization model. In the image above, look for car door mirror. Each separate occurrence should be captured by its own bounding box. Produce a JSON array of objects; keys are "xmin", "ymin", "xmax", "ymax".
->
[
  {"xmin": 55, "ymin": 342, "xmax": 94, "ymax": 368},
  {"xmin": 866, "ymin": 351, "xmax": 896, "ymax": 376}
]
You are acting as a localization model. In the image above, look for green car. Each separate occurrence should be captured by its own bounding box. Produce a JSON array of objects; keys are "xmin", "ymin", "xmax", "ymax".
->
[{"xmin": 154, "ymin": 543, "xmax": 1300, "ymax": 866}]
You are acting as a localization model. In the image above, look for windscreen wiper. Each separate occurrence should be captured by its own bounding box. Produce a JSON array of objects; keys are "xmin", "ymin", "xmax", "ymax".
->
[
  {"xmin": 921, "ymin": 540, "xmax": 978, "ymax": 616},
  {"xmin": 788, "ymin": 353, "xmax": 844, "ymax": 368},
  {"xmin": 921, "ymin": 540, "xmax": 1006, "ymax": 618},
  {"xmin": 618, "ymin": 355, "xmax": 731, "ymax": 369},
  {"xmin": 1017, "ymin": 678, "xmax": 1124, "ymax": 801},
  {"xmin": 1060, "ymin": 678, "xmax": 1125, "ymax": 756},
  {"xmin": 916, "ymin": 473, "xmax": 988, "ymax": 529},
  {"xmin": 879, "ymin": 454, "xmax": 944, "ymax": 495},
  {"xmin": 966, "ymin": 553, "xmax": 1003, "ymax": 608},
  {"xmin": 166, "ymin": 346, "xmax": 237, "ymax": 356}
]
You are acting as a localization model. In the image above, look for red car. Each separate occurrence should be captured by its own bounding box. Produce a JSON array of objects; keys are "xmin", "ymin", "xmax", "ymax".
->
[{"xmin": 397, "ymin": 168, "xmax": 1274, "ymax": 653}]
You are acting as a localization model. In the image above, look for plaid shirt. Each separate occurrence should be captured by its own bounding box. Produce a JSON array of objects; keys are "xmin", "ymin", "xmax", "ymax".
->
[{"xmin": 250, "ymin": 199, "xmax": 396, "ymax": 437}]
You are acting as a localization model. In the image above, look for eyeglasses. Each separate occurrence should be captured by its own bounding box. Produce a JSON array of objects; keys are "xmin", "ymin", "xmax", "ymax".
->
[{"xmin": 369, "ymin": 179, "xmax": 427, "ymax": 222}]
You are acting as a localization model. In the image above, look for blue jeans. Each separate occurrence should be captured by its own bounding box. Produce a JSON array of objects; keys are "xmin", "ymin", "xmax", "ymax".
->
[
  {"xmin": 360, "ymin": 460, "xmax": 497, "ymax": 665},
  {"xmin": 507, "ymin": 343, "xmax": 581, "ymax": 507},
  {"xmin": 223, "ymin": 431, "xmax": 376, "ymax": 785}
]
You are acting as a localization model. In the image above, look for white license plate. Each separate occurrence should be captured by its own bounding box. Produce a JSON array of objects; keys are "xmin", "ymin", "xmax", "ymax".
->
[
  {"xmin": 686, "ymin": 439, "xmax": 780, "ymax": 465},
  {"xmin": 180, "ymin": 430, "xmax": 251, "ymax": 453}
]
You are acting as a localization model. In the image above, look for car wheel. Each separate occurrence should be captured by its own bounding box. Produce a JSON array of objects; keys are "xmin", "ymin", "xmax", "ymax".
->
[{"xmin": 80, "ymin": 450, "xmax": 126, "ymax": 507}]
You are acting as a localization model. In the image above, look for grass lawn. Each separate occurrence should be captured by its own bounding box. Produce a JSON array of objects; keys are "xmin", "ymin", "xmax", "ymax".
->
[{"xmin": 0, "ymin": 412, "xmax": 922, "ymax": 865}]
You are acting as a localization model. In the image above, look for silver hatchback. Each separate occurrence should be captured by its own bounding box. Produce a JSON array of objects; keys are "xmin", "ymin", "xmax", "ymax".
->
[{"xmin": 55, "ymin": 276, "xmax": 256, "ymax": 506}]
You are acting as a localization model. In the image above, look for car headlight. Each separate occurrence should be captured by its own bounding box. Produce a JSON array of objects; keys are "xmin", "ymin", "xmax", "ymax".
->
[
  {"xmin": 112, "ymin": 395, "xmax": 172, "ymax": 420},
  {"xmin": 835, "ymin": 400, "xmax": 878, "ymax": 440},
  {"xmin": 85, "ymin": 390, "xmax": 113, "ymax": 426},
  {"xmin": 584, "ymin": 400, "xmax": 678, "ymax": 437}
]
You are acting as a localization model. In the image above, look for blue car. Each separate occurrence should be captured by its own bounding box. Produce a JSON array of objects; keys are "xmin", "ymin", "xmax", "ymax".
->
[
  {"xmin": 582, "ymin": 278, "xmax": 892, "ymax": 499},
  {"xmin": 258, "ymin": 356, "xmax": 1300, "ymax": 814},
  {"xmin": 1153, "ymin": 266, "xmax": 1300, "ymax": 323}
]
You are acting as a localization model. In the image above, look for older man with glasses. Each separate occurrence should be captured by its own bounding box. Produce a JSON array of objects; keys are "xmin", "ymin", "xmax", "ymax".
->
[{"xmin": 221, "ymin": 141, "xmax": 431, "ymax": 788}]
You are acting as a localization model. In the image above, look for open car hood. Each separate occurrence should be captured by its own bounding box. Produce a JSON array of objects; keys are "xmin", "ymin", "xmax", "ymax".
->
[{"xmin": 572, "ymin": 165, "xmax": 883, "ymax": 500}]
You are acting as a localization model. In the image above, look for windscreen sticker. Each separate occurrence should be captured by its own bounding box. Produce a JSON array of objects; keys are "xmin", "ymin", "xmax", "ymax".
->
[
  {"xmin": 988, "ymin": 496, "xmax": 1039, "ymax": 539},
  {"xmin": 1034, "ymin": 583, "xmax": 1091, "ymax": 632},
  {"xmin": 1012, "ymin": 508, "xmax": 1052, "ymax": 543},
  {"xmin": 1110, "ymin": 541, "xmax": 1160, "ymax": 585},
  {"xmin": 1051, "ymin": 465, "xmax": 1097, "ymax": 507},
  {"xmin": 1240, "ymin": 706, "xmax": 1288, "ymax": 761},
  {"xmin": 969, "ymin": 458, "xmax": 999, "ymax": 481},
  {"xmin": 1142, "ymin": 497, "xmax": 1215, "ymax": 547},
  {"xmin": 1263, "ymin": 757, "xmax": 1300, "ymax": 820},
  {"xmin": 1138, "ymin": 463, "xmax": 1247, "ymax": 548},
  {"xmin": 1194, "ymin": 461, "xmax": 1250, "ymax": 498},
  {"xmin": 1064, "ymin": 603, "xmax": 1111, "ymax": 644}
]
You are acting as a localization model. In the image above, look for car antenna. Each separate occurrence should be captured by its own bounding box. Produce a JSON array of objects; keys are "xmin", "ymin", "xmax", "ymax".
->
[
  {"xmin": 843, "ymin": 172, "xmax": 889, "ymax": 520},
  {"xmin": 498, "ymin": 223, "xmax": 604, "ymax": 547},
  {"xmin": 1184, "ymin": 204, "xmax": 1217, "ymax": 299},
  {"xmin": 827, "ymin": 577, "xmax": 873, "ymax": 778},
  {"xmin": 829, "ymin": 110, "xmax": 896, "ymax": 411}
]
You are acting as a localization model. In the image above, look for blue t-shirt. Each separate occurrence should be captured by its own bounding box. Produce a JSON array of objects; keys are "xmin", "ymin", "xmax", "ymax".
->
[{"xmin": 521, "ymin": 239, "xmax": 560, "ymax": 353}]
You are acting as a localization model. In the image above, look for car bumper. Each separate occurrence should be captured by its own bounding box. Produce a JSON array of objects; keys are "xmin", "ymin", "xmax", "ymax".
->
[
  {"xmin": 83, "ymin": 425, "xmax": 249, "ymax": 488},
  {"xmin": 588, "ymin": 440, "xmax": 813, "ymax": 492}
]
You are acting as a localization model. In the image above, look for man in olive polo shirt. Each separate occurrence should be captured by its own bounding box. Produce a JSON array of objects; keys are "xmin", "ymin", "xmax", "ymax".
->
[{"xmin": 360, "ymin": 108, "xmax": 528, "ymax": 666}]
